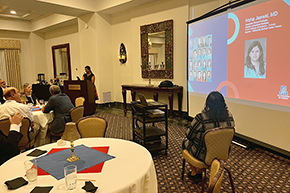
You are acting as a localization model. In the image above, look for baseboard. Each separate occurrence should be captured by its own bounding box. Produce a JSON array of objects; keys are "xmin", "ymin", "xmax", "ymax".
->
[{"xmin": 234, "ymin": 133, "xmax": 290, "ymax": 159}]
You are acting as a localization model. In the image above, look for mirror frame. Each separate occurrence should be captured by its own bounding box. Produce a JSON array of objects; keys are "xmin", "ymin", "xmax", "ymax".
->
[
  {"xmin": 52, "ymin": 43, "xmax": 72, "ymax": 80},
  {"xmin": 140, "ymin": 19, "xmax": 173, "ymax": 79}
]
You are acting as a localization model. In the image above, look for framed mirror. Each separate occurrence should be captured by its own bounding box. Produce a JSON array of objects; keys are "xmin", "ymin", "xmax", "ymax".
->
[
  {"xmin": 140, "ymin": 19, "xmax": 173, "ymax": 79},
  {"xmin": 52, "ymin": 43, "xmax": 72, "ymax": 80}
]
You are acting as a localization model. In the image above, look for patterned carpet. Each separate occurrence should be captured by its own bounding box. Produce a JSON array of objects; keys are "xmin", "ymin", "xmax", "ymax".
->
[{"xmin": 95, "ymin": 107, "xmax": 290, "ymax": 193}]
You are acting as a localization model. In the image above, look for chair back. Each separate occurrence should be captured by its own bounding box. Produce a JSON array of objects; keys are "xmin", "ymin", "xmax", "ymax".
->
[
  {"xmin": 18, "ymin": 118, "xmax": 32, "ymax": 149},
  {"xmin": 0, "ymin": 118, "xmax": 11, "ymax": 136},
  {"xmin": 70, "ymin": 106, "xmax": 84, "ymax": 123},
  {"xmin": 208, "ymin": 159, "xmax": 225, "ymax": 193},
  {"xmin": 204, "ymin": 127, "xmax": 235, "ymax": 165},
  {"xmin": 0, "ymin": 117, "xmax": 32, "ymax": 149},
  {"xmin": 75, "ymin": 97, "xmax": 85, "ymax": 107},
  {"xmin": 76, "ymin": 116, "xmax": 107, "ymax": 138}
]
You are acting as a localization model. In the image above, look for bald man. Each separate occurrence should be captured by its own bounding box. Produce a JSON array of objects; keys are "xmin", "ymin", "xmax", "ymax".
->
[{"xmin": 0, "ymin": 87, "xmax": 34, "ymax": 122}]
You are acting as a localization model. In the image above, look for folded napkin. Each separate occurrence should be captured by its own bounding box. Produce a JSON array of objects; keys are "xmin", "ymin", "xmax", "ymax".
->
[
  {"xmin": 30, "ymin": 186, "xmax": 53, "ymax": 193},
  {"xmin": 82, "ymin": 181, "xmax": 98, "ymax": 193},
  {"xmin": 4, "ymin": 177, "xmax": 28, "ymax": 190},
  {"xmin": 31, "ymin": 107, "xmax": 42, "ymax": 111},
  {"xmin": 27, "ymin": 149, "xmax": 47, "ymax": 157}
]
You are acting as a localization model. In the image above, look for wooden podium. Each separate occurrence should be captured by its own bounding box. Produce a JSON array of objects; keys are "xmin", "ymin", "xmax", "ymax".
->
[{"xmin": 64, "ymin": 80, "xmax": 96, "ymax": 115}]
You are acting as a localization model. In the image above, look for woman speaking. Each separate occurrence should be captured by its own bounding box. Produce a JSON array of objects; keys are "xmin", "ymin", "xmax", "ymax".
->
[{"xmin": 82, "ymin": 65, "xmax": 99, "ymax": 100}]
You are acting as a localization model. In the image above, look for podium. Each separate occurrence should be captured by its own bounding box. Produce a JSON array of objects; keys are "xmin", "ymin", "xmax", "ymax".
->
[{"xmin": 64, "ymin": 80, "xmax": 96, "ymax": 115}]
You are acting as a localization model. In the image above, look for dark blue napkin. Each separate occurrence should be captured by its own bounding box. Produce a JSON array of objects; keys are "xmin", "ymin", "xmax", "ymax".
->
[{"xmin": 36, "ymin": 145, "xmax": 115, "ymax": 180}]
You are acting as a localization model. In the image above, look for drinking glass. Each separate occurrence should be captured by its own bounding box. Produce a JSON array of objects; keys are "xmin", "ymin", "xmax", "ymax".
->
[
  {"xmin": 39, "ymin": 99, "xmax": 44, "ymax": 105},
  {"xmin": 24, "ymin": 159, "xmax": 37, "ymax": 182},
  {"xmin": 64, "ymin": 165, "xmax": 77, "ymax": 190}
]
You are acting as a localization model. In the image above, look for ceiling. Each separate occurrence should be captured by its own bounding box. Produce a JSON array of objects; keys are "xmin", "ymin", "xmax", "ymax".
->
[
  {"xmin": 0, "ymin": 0, "xmax": 96, "ymax": 22},
  {"xmin": 0, "ymin": 0, "xmax": 158, "ymax": 22}
]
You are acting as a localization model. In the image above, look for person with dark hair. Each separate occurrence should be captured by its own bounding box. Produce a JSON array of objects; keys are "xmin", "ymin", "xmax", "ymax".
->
[
  {"xmin": 244, "ymin": 40, "xmax": 266, "ymax": 78},
  {"xmin": 0, "ymin": 113, "xmax": 23, "ymax": 165},
  {"xmin": 182, "ymin": 91, "xmax": 235, "ymax": 182},
  {"xmin": 82, "ymin": 65, "xmax": 95, "ymax": 83},
  {"xmin": 0, "ymin": 79, "xmax": 7, "ymax": 104},
  {"xmin": 82, "ymin": 65, "xmax": 99, "ymax": 100},
  {"xmin": 22, "ymin": 83, "xmax": 39, "ymax": 106},
  {"xmin": 42, "ymin": 85, "xmax": 74, "ymax": 134}
]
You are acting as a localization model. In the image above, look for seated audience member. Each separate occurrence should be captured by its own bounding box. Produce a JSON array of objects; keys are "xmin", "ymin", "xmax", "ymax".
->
[
  {"xmin": 182, "ymin": 91, "xmax": 235, "ymax": 183},
  {"xmin": 0, "ymin": 87, "xmax": 37, "ymax": 139},
  {"xmin": 0, "ymin": 113, "xmax": 24, "ymax": 165},
  {"xmin": 0, "ymin": 87, "xmax": 34, "ymax": 122},
  {"xmin": 42, "ymin": 85, "xmax": 74, "ymax": 134},
  {"xmin": 0, "ymin": 79, "xmax": 7, "ymax": 104},
  {"xmin": 22, "ymin": 83, "xmax": 39, "ymax": 106}
]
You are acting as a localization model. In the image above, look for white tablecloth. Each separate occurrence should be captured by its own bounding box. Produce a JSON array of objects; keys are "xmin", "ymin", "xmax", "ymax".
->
[
  {"xmin": 0, "ymin": 138, "xmax": 158, "ymax": 193},
  {"xmin": 32, "ymin": 110, "xmax": 53, "ymax": 147}
]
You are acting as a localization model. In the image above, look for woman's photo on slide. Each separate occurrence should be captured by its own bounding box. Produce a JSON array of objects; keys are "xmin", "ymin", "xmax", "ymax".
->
[{"xmin": 244, "ymin": 38, "xmax": 267, "ymax": 79}]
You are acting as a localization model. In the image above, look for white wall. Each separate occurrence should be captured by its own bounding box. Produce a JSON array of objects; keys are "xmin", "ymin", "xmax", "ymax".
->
[
  {"xmin": 111, "ymin": 3, "xmax": 189, "ymax": 110},
  {"xmin": 44, "ymin": 32, "xmax": 81, "ymax": 82}
]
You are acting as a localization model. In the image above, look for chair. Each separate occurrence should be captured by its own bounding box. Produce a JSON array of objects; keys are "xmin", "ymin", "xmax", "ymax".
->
[
  {"xmin": 76, "ymin": 116, "xmax": 107, "ymax": 138},
  {"xmin": 0, "ymin": 117, "xmax": 34, "ymax": 150},
  {"xmin": 49, "ymin": 130, "xmax": 63, "ymax": 143},
  {"xmin": 70, "ymin": 106, "xmax": 84, "ymax": 123},
  {"xmin": 75, "ymin": 97, "xmax": 85, "ymax": 107},
  {"xmin": 207, "ymin": 159, "xmax": 225, "ymax": 193},
  {"xmin": 181, "ymin": 127, "xmax": 235, "ymax": 193}
]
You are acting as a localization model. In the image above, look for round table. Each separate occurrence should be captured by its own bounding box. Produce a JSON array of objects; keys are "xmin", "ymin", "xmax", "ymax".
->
[
  {"xmin": 32, "ymin": 110, "xmax": 53, "ymax": 147},
  {"xmin": 0, "ymin": 138, "xmax": 158, "ymax": 193}
]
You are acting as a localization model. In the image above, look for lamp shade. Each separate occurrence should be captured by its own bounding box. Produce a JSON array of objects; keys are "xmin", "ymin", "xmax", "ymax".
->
[{"xmin": 61, "ymin": 122, "xmax": 80, "ymax": 141}]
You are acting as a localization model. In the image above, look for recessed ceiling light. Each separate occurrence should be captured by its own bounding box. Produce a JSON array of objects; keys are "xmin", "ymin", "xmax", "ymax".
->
[{"xmin": 10, "ymin": 10, "xmax": 17, "ymax": 14}]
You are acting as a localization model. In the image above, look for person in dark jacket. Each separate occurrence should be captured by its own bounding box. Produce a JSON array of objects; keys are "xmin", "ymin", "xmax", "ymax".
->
[
  {"xmin": 42, "ymin": 85, "xmax": 74, "ymax": 134},
  {"xmin": 0, "ymin": 113, "xmax": 24, "ymax": 165}
]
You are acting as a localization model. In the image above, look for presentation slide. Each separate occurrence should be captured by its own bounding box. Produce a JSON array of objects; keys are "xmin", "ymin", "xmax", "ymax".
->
[{"xmin": 187, "ymin": 0, "xmax": 290, "ymax": 115}]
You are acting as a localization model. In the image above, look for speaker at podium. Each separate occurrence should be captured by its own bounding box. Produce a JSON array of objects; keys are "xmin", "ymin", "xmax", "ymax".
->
[{"xmin": 64, "ymin": 80, "xmax": 96, "ymax": 115}]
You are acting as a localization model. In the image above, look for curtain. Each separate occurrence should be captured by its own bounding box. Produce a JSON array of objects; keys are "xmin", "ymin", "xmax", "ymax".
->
[
  {"xmin": 61, "ymin": 50, "xmax": 68, "ymax": 76},
  {"xmin": 4, "ymin": 49, "xmax": 22, "ymax": 89},
  {"xmin": 0, "ymin": 50, "xmax": 7, "ymax": 82}
]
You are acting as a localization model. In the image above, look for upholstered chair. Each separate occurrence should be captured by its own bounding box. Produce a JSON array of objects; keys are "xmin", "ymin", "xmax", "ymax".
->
[
  {"xmin": 76, "ymin": 116, "xmax": 107, "ymax": 138},
  {"xmin": 75, "ymin": 97, "xmax": 85, "ymax": 107},
  {"xmin": 181, "ymin": 127, "xmax": 235, "ymax": 193}
]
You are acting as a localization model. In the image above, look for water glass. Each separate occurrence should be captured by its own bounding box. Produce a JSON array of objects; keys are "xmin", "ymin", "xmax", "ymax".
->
[
  {"xmin": 24, "ymin": 159, "xmax": 37, "ymax": 182},
  {"xmin": 39, "ymin": 99, "xmax": 44, "ymax": 105},
  {"xmin": 64, "ymin": 165, "xmax": 77, "ymax": 190}
]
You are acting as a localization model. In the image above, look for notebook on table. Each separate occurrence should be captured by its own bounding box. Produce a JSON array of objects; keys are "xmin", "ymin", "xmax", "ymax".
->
[
  {"xmin": 137, "ymin": 93, "xmax": 165, "ymax": 117},
  {"xmin": 137, "ymin": 93, "xmax": 164, "ymax": 107}
]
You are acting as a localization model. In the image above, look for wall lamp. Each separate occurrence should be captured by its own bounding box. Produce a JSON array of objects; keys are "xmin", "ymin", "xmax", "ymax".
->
[{"xmin": 118, "ymin": 43, "xmax": 127, "ymax": 64}]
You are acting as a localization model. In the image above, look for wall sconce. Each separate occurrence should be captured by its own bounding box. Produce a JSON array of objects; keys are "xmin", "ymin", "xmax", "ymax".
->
[{"xmin": 118, "ymin": 43, "xmax": 127, "ymax": 64}]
